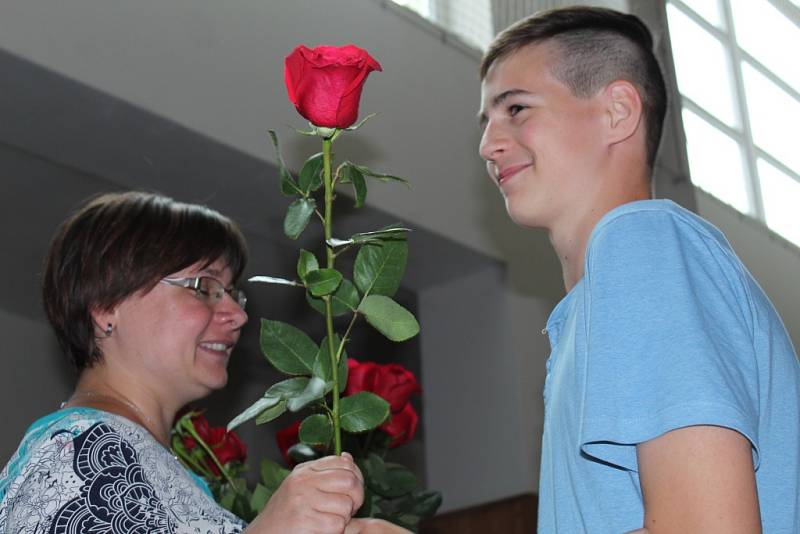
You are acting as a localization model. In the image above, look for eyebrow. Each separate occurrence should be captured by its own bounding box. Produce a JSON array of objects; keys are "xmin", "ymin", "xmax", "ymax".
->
[{"xmin": 477, "ymin": 88, "xmax": 532, "ymax": 127}]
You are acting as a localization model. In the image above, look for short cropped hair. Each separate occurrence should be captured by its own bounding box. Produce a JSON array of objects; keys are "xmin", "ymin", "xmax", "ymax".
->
[
  {"xmin": 42, "ymin": 191, "xmax": 248, "ymax": 372},
  {"xmin": 480, "ymin": 7, "xmax": 667, "ymax": 168}
]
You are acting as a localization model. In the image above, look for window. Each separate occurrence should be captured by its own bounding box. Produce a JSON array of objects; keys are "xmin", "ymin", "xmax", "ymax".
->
[
  {"xmin": 667, "ymin": 0, "xmax": 800, "ymax": 247},
  {"xmin": 391, "ymin": 0, "xmax": 494, "ymax": 51}
]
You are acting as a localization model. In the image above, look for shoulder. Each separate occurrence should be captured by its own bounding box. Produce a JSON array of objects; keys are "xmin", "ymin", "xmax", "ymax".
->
[
  {"xmin": 585, "ymin": 200, "xmax": 746, "ymax": 287},
  {"xmin": 0, "ymin": 409, "xmax": 106, "ymax": 533},
  {"xmin": 590, "ymin": 200, "xmax": 730, "ymax": 257},
  {"xmin": 2, "ymin": 409, "xmax": 245, "ymax": 533}
]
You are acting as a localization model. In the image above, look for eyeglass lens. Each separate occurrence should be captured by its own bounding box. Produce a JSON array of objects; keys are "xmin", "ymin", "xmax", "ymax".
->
[{"xmin": 198, "ymin": 277, "xmax": 247, "ymax": 309}]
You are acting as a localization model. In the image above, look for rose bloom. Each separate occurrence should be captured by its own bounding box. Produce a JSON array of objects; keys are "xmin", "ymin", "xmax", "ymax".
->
[
  {"xmin": 284, "ymin": 44, "xmax": 382, "ymax": 129},
  {"xmin": 381, "ymin": 402, "xmax": 419, "ymax": 448},
  {"xmin": 186, "ymin": 413, "xmax": 247, "ymax": 474},
  {"xmin": 276, "ymin": 420, "xmax": 301, "ymax": 465},
  {"xmin": 346, "ymin": 359, "xmax": 420, "ymax": 413},
  {"xmin": 346, "ymin": 359, "xmax": 422, "ymax": 448}
]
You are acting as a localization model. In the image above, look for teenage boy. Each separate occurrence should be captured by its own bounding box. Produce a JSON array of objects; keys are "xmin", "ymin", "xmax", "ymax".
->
[{"xmin": 477, "ymin": 7, "xmax": 799, "ymax": 533}]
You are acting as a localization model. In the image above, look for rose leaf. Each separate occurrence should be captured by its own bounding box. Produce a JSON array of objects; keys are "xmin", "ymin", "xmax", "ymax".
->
[
  {"xmin": 299, "ymin": 413, "xmax": 333, "ymax": 445},
  {"xmin": 357, "ymin": 295, "xmax": 419, "ymax": 342},
  {"xmin": 354, "ymin": 238, "xmax": 408, "ymax": 297},
  {"xmin": 260, "ymin": 319, "xmax": 318, "ymax": 375},
  {"xmin": 305, "ymin": 268, "xmax": 343, "ymax": 297},
  {"xmin": 306, "ymin": 279, "xmax": 359, "ymax": 317},
  {"xmin": 340, "ymin": 391, "xmax": 390, "ymax": 433}
]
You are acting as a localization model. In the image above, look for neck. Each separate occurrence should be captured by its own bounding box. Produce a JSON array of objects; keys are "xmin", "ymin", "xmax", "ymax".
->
[
  {"xmin": 68, "ymin": 369, "xmax": 174, "ymax": 447},
  {"xmin": 549, "ymin": 176, "xmax": 651, "ymax": 292}
]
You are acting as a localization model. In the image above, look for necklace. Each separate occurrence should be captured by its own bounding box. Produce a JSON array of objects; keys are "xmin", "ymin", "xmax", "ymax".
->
[{"xmin": 65, "ymin": 390, "xmax": 160, "ymax": 433}]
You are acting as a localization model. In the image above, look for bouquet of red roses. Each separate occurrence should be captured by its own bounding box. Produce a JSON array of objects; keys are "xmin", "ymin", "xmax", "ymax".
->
[
  {"xmin": 270, "ymin": 359, "xmax": 439, "ymax": 530},
  {"xmin": 171, "ymin": 411, "xmax": 259, "ymax": 521}
]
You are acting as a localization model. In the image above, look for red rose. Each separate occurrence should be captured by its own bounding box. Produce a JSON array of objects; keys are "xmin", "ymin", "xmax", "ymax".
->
[
  {"xmin": 276, "ymin": 421, "xmax": 301, "ymax": 465},
  {"xmin": 213, "ymin": 431, "xmax": 247, "ymax": 466},
  {"xmin": 346, "ymin": 359, "xmax": 421, "ymax": 414},
  {"xmin": 380, "ymin": 402, "xmax": 419, "ymax": 448},
  {"xmin": 206, "ymin": 426, "xmax": 227, "ymax": 447},
  {"xmin": 191, "ymin": 413, "xmax": 212, "ymax": 442},
  {"xmin": 284, "ymin": 44, "xmax": 382, "ymax": 128},
  {"xmin": 182, "ymin": 435, "xmax": 198, "ymax": 450},
  {"xmin": 187, "ymin": 413, "xmax": 247, "ymax": 468}
]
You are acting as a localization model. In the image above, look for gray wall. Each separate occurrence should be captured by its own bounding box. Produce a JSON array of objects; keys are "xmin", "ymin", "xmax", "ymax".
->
[{"xmin": 1, "ymin": 0, "xmax": 798, "ymax": 514}]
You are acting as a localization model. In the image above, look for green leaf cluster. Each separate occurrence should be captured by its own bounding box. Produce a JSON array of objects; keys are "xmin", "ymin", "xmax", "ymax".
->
[{"xmin": 356, "ymin": 454, "xmax": 443, "ymax": 531}]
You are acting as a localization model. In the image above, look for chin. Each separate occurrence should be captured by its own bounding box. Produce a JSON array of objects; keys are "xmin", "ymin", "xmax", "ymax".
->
[
  {"xmin": 196, "ymin": 365, "xmax": 229, "ymax": 393},
  {"xmin": 505, "ymin": 200, "xmax": 544, "ymax": 229}
]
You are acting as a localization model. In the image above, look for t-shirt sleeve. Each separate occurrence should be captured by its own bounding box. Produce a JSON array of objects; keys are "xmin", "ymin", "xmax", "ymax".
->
[{"xmin": 579, "ymin": 210, "xmax": 759, "ymax": 472}]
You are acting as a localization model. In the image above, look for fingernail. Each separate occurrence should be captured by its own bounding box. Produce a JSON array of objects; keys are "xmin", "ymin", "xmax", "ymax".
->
[{"xmin": 342, "ymin": 452, "xmax": 353, "ymax": 460}]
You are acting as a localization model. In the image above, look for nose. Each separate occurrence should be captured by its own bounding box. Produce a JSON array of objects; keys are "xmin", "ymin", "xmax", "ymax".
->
[
  {"xmin": 479, "ymin": 119, "xmax": 507, "ymax": 164},
  {"xmin": 217, "ymin": 293, "xmax": 248, "ymax": 329}
]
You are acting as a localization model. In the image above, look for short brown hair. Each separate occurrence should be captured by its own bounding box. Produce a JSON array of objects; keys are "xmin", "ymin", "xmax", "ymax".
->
[
  {"xmin": 42, "ymin": 191, "xmax": 248, "ymax": 372},
  {"xmin": 480, "ymin": 7, "xmax": 667, "ymax": 168}
]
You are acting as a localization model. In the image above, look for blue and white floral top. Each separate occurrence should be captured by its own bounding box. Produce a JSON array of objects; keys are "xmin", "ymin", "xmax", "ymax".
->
[{"xmin": 0, "ymin": 408, "xmax": 246, "ymax": 533}]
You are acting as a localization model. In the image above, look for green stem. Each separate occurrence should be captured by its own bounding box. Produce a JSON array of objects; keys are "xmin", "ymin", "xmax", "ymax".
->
[
  {"xmin": 184, "ymin": 421, "xmax": 240, "ymax": 491},
  {"xmin": 322, "ymin": 137, "xmax": 342, "ymax": 456},
  {"xmin": 174, "ymin": 444, "xmax": 214, "ymax": 480}
]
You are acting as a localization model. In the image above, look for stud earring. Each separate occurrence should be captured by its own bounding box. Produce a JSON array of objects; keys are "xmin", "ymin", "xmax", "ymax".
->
[{"xmin": 105, "ymin": 323, "xmax": 113, "ymax": 336}]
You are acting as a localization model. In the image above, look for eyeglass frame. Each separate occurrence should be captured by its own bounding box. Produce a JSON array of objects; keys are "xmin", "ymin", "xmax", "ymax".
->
[{"xmin": 160, "ymin": 276, "xmax": 247, "ymax": 310}]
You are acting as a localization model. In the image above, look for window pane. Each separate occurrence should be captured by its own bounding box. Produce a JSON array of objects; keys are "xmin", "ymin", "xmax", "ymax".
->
[
  {"xmin": 759, "ymin": 159, "xmax": 800, "ymax": 246},
  {"xmin": 439, "ymin": 0, "xmax": 493, "ymax": 50},
  {"xmin": 392, "ymin": 0, "xmax": 431, "ymax": 18},
  {"xmin": 742, "ymin": 62, "xmax": 800, "ymax": 174},
  {"xmin": 682, "ymin": 108, "xmax": 751, "ymax": 213},
  {"xmin": 680, "ymin": 0, "xmax": 724, "ymax": 28},
  {"xmin": 730, "ymin": 0, "xmax": 800, "ymax": 90},
  {"xmin": 667, "ymin": 4, "xmax": 739, "ymax": 127}
]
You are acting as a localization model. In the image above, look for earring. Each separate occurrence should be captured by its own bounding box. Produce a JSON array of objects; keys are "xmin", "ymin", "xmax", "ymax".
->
[{"xmin": 105, "ymin": 323, "xmax": 113, "ymax": 336}]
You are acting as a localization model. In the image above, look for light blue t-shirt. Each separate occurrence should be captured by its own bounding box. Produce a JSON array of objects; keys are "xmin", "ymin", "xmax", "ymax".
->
[{"xmin": 538, "ymin": 200, "xmax": 800, "ymax": 533}]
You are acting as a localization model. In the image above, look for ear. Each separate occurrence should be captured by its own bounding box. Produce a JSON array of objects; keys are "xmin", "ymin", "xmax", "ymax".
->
[
  {"xmin": 603, "ymin": 80, "xmax": 643, "ymax": 145},
  {"xmin": 90, "ymin": 305, "xmax": 118, "ymax": 337}
]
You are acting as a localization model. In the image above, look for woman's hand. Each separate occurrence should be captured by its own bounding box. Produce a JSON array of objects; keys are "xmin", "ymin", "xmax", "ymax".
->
[
  {"xmin": 344, "ymin": 518, "xmax": 413, "ymax": 533},
  {"xmin": 246, "ymin": 453, "xmax": 365, "ymax": 534}
]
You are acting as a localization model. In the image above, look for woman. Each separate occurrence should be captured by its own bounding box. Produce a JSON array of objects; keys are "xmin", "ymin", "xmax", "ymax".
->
[{"xmin": 0, "ymin": 192, "xmax": 405, "ymax": 533}]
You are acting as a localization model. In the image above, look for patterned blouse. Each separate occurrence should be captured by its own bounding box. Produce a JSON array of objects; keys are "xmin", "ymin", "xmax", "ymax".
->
[{"xmin": 0, "ymin": 408, "xmax": 246, "ymax": 533}]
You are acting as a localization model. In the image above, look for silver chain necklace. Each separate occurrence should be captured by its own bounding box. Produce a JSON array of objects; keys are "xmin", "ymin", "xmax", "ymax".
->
[{"xmin": 64, "ymin": 391, "xmax": 159, "ymax": 433}]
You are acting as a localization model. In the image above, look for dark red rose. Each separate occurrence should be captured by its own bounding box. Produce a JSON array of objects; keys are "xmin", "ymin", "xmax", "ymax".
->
[
  {"xmin": 213, "ymin": 431, "xmax": 247, "ymax": 466},
  {"xmin": 284, "ymin": 44, "xmax": 382, "ymax": 128},
  {"xmin": 276, "ymin": 421, "xmax": 301, "ymax": 465},
  {"xmin": 346, "ymin": 359, "xmax": 379, "ymax": 395},
  {"xmin": 182, "ymin": 435, "xmax": 198, "ymax": 450},
  {"xmin": 188, "ymin": 413, "xmax": 246, "ymax": 467},
  {"xmin": 191, "ymin": 413, "xmax": 212, "ymax": 442},
  {"xmin": 346, "ymin": 359, "xmax": 421, "ymax": 414},
  {"xmin": 206, "ymin": 426, "xmax": 227, "ymax": 447},
  {"xmin": 380, "ymin": 402, "xmax": 419, "ymax": 448}
]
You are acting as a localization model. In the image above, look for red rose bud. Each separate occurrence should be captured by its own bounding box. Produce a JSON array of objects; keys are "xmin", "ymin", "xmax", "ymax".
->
[
  {"xmin": 380, "ymin": 402, "xmax": 419, "ymax": 448},
  {"xmin": 346, "ymin": 359, "xmax": 421, "ymax": 414},
  {"xmin": 276, "ymin": 421, "xmax": 301, "ymax": 465},
  {"xmin": 284, "ymin": 44, "xmax": 382, "ymax": 129}
]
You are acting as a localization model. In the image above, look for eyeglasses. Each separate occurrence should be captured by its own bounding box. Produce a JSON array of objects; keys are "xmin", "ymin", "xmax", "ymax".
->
[{"xmin": 160, "ymin": 276, "xmax": 247, "ymax": 310}]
